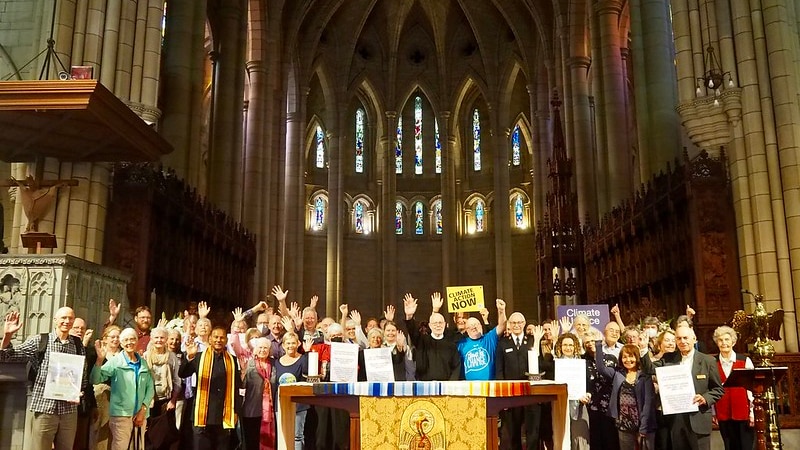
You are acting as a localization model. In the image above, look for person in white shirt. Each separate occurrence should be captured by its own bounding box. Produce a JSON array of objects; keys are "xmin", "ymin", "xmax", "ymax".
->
[{"xmin": 712, "ymin": 326, "xmax": 754, "ymax": 450}]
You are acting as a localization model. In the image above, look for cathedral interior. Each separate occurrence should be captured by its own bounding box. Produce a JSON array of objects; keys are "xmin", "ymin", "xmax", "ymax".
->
[{"xmin": 0, "ymin": 0, "xmax": 799, "ymax": 356}]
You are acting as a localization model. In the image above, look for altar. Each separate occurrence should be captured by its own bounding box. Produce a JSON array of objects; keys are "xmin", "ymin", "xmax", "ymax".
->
[{"xmin": 277, "ymin": 380, "xmax": 569, "ymax": 450}]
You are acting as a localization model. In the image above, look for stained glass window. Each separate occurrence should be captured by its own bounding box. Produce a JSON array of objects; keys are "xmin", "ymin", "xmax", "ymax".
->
[
  {"xmin": 434, "ymin": 200, "xmax": 442, "ymax": 235},
  {"xmin": 314, "ymin": 197, "xmax": 325, "ymax": 230},
  {"xmin": 396, "ymin": 117, "xmax": 403, "ymax": 174},
  {"xmin": 395, "ymin": 202, "xmax": 404, "ymax": 235},
  {"xmin": 435, "ymin": 119, "xmax": 442, "ymax": 174},
  {"xmin": 354, "ymin": 202, "xmax": 364, "ymax": 233},
  {"xmin": 415, "ymin": 202, "xmax": 424, "ymax": 235},
  {"xmin": 473, "ymin": 109, "xmax": 481, "ymax": 171},
  {"xmin": 514, "ymin": 195, "xmax": 524, "ymax": 228},
  {"xmin": 475, "ymin": 200, "xmax": 485, "ymax": 232},
  {"xmin": 512, "ymin": 125, "xmax": 521, "ymax": 166},
  {"xmin": 355, "ymin": 109, "xmax": 365, "ymax": 173},
  {"xmin": 414, "ymin": 96, "xmax": 423, "ymax": 174},
  {"xmin": 315, "ymin": 126, "xmax": 325, "ymax": 169}
]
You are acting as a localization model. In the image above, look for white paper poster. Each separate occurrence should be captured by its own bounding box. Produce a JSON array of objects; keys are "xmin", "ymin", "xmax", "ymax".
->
[
  {"xmin": 329, "ymin": 342, "xmax": 359, "ymax": 382},
  {"xmin": 656, "ymin": 365, "xmax": 699, "ymax": 415},
  {"xmin": 363, "ymin": 347, "xmax": 395, "ymax": 382},
  {"xmin": 554, "ymin": 358, "xmax": 587, "ymax": 400},
  {"xmin": 43, "ymin": 352, "xmax": 85, "ymax": 402}
]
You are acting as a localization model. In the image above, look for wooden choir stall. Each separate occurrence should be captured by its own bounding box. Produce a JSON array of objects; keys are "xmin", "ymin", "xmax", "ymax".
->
[{"xmin": 277, "ymin": 380, "xmax": 569, "ymax": 450}]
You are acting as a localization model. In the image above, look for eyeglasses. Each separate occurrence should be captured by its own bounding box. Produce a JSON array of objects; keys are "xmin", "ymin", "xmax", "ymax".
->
[{"xmin": 561, "ymin": 343, "xmax": 575, "ymax": 347}]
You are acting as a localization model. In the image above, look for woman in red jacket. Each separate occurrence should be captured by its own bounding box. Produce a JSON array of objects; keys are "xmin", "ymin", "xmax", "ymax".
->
[{"xmin": 713, "ymin": 326, "xmax": 754, "ymax": 450}]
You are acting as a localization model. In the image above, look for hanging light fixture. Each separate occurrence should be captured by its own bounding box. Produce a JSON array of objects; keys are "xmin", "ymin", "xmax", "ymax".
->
[{"xmin": 696, "ymin": 0, "xmax": 734, "ymax": 106}]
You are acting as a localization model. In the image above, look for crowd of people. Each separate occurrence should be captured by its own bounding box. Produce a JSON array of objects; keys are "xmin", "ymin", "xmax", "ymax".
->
[{"xmin": 0, "ymin": 289, "xmax": 754, "ymax": 450}]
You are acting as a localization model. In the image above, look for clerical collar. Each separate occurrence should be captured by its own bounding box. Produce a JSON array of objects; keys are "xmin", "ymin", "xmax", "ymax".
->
[{"xmin": 431, "ymin": 333, "xmax": 444, "ymax": 340}]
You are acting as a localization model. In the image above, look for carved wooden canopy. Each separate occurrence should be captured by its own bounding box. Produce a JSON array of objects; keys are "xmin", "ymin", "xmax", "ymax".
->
[{"xmin": 0, "ymin": 80, "xmax": 171, "ymax": 162}]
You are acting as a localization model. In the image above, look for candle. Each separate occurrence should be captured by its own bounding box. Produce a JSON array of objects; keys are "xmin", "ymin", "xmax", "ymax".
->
[
  {"xmin": 527, "ymin": 350, "xmax": 539, "ymax": 374},
  {"xmin": 307, "ymin": 351, "xmax": 319, "ymax": 377}
]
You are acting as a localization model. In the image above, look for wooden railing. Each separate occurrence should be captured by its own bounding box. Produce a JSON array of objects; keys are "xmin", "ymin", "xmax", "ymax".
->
[{"xmin": 773, "ymin": 353, "xmax": 800, "ymax": 428}]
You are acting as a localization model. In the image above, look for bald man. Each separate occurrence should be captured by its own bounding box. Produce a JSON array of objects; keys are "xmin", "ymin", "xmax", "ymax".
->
[
  {"xmin": 646, "ymin": 326, "xmax": 724, "ymax": 450},
  {"xmin": 496, "ymin": 312, "xmax": 541, "ymax": 450},
  {"xmin": 403, "ymin": 293, "xmax": 461, "ymax": 381},
  {"xmin": 1, "ymin": 307, "xmax": 87, "ymax": 450}
]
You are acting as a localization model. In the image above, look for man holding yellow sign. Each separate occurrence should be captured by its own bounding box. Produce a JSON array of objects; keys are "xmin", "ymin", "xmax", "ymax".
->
[{"xmin": 445, "ymin": 285, "xmax": 485, "ymax": 313}]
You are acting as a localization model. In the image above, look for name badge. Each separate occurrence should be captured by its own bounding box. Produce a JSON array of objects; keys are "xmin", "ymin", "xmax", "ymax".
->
[
  {"xmin": 696, "ymin": 374, "xmax": 707, "ymax": 379},
  {"xmin": 505, "ymin": 348, "xmax": 513, "ymax": 353}
]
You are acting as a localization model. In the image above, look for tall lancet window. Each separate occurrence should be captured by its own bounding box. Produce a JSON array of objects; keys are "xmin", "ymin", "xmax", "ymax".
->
[
  {"xmin": 414, "ymin": 96, "xmax": 423, "ymax": 174},
  {"xmin": 415, "ymin": 202, "xmax": 424, "ymax": 235},
  {"xmin": 315, "ymin": 126, "xmax": 325, "ymax": 169},
  {"xmin": 473, "ymin": 109, "xmax": 481, "ymax": 171},
  {"xmin": 395, "ymin": 202, "xmax": 404, "ymax": 235},
  {"xmin": 396, "ymin": 117, "xmax": 403, "ymax": 173},
  {"xmin": 512, "ymin": 125, "xmax": 521, "ymax": 166},
  {"xmin": 514, "ymin": 195, "xmax": 524, "ymax": 228},
  {"xmin": 475, "ymin": 199, "xmax": 485, "ymax": 232},
  {"xmin": 355, "ymin": 109, "xmax": 365, "ymax": 173},
  {"xmin": 354, "ymin": 202, "xmax": 365, "ymax": 234},
  {"xmin": 433, "ymin": 200, "xmax": 442, "ymax": 235},
  {"xmin": 435, "ymin": 119, "xmax": 442, "ymax": 174},
  {"xmin": 314, "ymin": 197, "xmax": 325, "ymax": 230}
]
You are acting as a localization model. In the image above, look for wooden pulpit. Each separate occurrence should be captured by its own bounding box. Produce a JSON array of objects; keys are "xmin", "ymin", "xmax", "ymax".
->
[{"xmin": 725, "ymin": 367, "xmax": 788, "ymax": 450}]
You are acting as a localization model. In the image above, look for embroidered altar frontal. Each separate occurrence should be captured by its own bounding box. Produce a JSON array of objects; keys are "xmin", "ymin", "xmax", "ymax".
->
[
  {"xmin": 360, "ymin": 396, "xmax": 486, "ymax": 449},
  {"xmin": 312, "ymin": 381, "xmax": 532, "ymax": 448}
]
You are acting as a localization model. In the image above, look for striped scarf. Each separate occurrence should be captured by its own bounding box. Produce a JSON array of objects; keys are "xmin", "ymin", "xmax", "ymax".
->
[{"xmin": 193, "ymin": 348, "xmax": 237, "ymax": 429}]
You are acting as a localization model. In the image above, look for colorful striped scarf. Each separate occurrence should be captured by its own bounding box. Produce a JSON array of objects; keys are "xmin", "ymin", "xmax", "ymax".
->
[{"xmin": 193, "ymin": 348, "xmax": 237, "ymax": 429}]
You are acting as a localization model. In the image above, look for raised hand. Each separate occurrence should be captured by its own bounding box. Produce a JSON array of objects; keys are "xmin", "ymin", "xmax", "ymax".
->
[
  {"xmin": 532, "ymin": 325, "xmax": 545, "ymax": 343},
  {"xmin": 349, "ymin": 310, "xmax": 362, "ymax": 325},
  {"xmin": 302, "ymin": 336, "xmax": 313, "ymax": 353},
  {"xmin": 610, "ymin": 304, "xmax": 620, "ymax": 317},
  {"xmin": 3, "ymin": 311, "xmax": 21, "ymax": 335},
  {"xmin": 548, "ymin": 320, "xmax": 559, "ymax": 336},
  {"xmin": 94, "ymin": 339, "xmax": 106, "ymax": 363},
  {"xmin": 271, "ymin": 285, "xmax": 288, "ymax": 303},
  {"xmin": 197, "ymin": 301, "xmax": 211, "ymax": 319},
  {"xmin": 339, "ymin": 303, "xmax": 349, "ymax": 318},
  {"xmin": 108, "ymin": 299, "xmax": 121, "ymax": 318},
  {"xmin": 185, "ymin": 339, "xmax": 198, "ymax": 360},
  {"xmin": 288, "ymin": 302, "xmax": 300, "ymax": 320},
  {"xmin": 403, "ymin": 294, "xmax": 417, "ymax": 319},
  {"xmin": 309, "ymin": 295, "xmax": 319, "ymax": 310},
  {"xmin": 480, "ymin": 307, "xmax": 490, "ymax": 322},
  {"xmin": 281, "ymin": 315, "xmax": 295, "ymax": 333},
  {"xmin": 559, "ymin": 316, "xmax": 573, "ymax": 334},
  {"xmin": 253, "ymin": 301, "xmax": 268, "ymax": 312},
  {"xmin": 384, "ymin": 305, "xmax": 395, "ymax": 322},
  {"xmin": 83, "ymin": 329, "xmax": 94, "ymax": 347},
  {"xmin": 686, "ymin": 304, "xmax": 696, "ymax": 319},
  {"xmin": 396, "ymin": 330, "xmax": 407, "ymax": 350},
  {"xmin": 431, "ymin": 292, "xmax": 443, "ymax": 313},
  {"xmin": 157, "ymin": 317, "xmax": 168, "ymax": 329},
  {"xmin": 232, "ymin": 307, "xmax": 245, "ymax": 323}
]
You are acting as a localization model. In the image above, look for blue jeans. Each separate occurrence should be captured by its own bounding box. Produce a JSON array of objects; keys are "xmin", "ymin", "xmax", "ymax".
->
[{"xmin": 294, "ymin": 410, "xmax": 307, "ymax": 450}]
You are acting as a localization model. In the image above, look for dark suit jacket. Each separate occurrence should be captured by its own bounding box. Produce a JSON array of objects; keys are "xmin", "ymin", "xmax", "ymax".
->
[
  {"xmin": 495, "ymin": 334, "xmax": 534, "ymax": 380},
  {"xmin": 646, "ymin": 350, "xmax": 725, "ymax": 435}
]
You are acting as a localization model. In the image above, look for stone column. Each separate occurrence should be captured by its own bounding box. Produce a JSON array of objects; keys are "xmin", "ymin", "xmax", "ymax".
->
[
  {"xmin": 98, "ymin": 0, "xmax": 121, "ymax": 89},
  {"xmin": 159, "ymin": 0, "xmax": 206, "ymax": 183},
  {"xmin": 438, "ymin": 111, "xmax": 457, "ymax": 286},
  {"xmin": 566, "ymin": 56, "xmax": 596, "ymax": 222},
  {"xmin": 326, "ymin": 131, "xmax": 344, "ymax": 312},
  {"xmin": 208, "ymin": 3, "xmax": 246, "ymax": 219},
  {"xmin": 493, "ymin": 127, "xmax": 513, "ymax": 305},
  {"xmin": 760, "ymin": 0, "xmax": 800, "ymax": 351},
  {"xmin": 381, "ymin": 112, "xmax": 398, "ymax": 304},
  {"xmin": 595, "ymin": 0, "xmax": 631, "ymax": 207}
]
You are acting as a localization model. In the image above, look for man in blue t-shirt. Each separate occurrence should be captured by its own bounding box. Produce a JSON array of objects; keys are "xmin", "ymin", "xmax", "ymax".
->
[{"xmin": 457, "ymin": 298, "xmax": 507, "ymax": 380}]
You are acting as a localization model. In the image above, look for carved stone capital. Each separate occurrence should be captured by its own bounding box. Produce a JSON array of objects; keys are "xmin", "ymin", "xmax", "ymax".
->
[
  {"xmin": 676, "ymin": 88, "xmax": 742, "ymax": 151},
  {"xmin": 594, "ymin": 0, "xmax": 624, "ymax": 15},
  {"xmin": 245, "ymin": 60, "xmax": 266, "ymax": 74},
  {"xmin": 566, "ymin": 56, "xmax": 591, "ymax": 69},
  {"xmin": 125, "ymin": 101, "xmax": 162, "ymax": 125}
]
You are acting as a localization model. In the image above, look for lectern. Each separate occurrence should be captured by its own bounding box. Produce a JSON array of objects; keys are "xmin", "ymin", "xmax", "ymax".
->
[{"xmin": 725, "ymin": 367, "xmax": 787, "ymax": 450}]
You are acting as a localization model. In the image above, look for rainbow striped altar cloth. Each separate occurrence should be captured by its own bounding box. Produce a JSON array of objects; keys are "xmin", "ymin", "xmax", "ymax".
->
[{"xmin": 312, "ymin": 380, "xmax": 532, "ymax": 397}]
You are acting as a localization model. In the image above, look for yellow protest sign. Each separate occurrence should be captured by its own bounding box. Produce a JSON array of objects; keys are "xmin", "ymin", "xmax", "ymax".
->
[{"xmin": 445, "ymin": 285, "xmax": 485, "ymax": 312}]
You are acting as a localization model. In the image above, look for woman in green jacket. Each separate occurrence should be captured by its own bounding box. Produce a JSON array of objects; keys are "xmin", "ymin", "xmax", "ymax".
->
[{"xmin": 91, "ymin": 327, "xmax": 155, "ymax": 450}]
